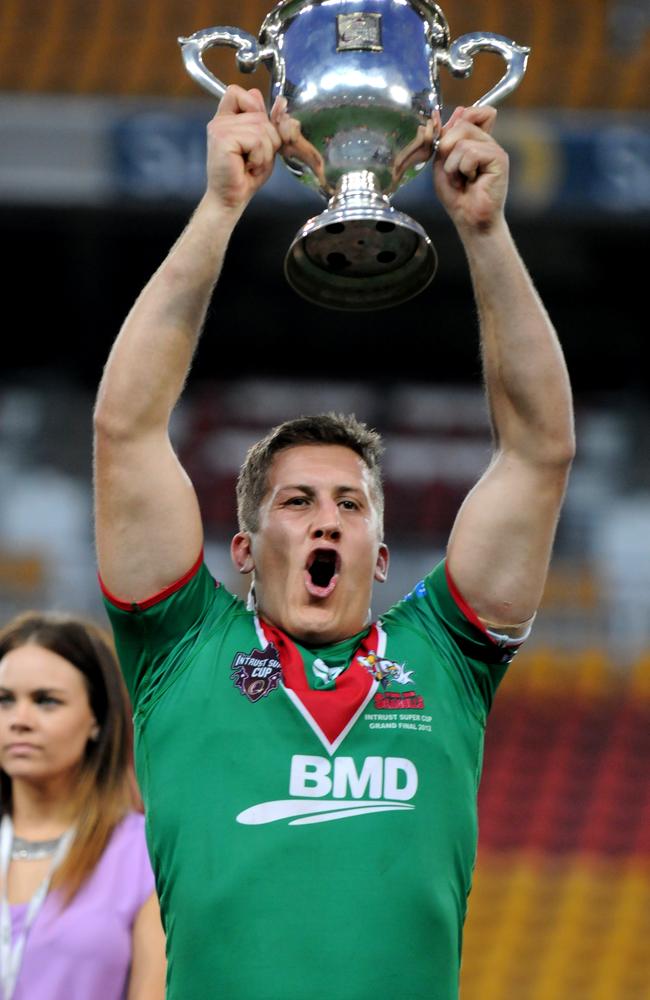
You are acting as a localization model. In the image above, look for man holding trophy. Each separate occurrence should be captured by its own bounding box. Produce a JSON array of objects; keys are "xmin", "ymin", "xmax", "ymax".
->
[{"xmin": 93, "ymin": 16, "xmax": 574, "ymax": 998}]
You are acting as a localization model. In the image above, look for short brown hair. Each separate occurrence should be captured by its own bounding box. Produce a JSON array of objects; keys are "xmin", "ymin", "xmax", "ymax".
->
[
  {"xmin": 236, "ymin": 413, "xmax": 384, "ymax": 534},
  {"xmin": 0, "ymin": 612, "xmax": 136, "ymax": 903}
]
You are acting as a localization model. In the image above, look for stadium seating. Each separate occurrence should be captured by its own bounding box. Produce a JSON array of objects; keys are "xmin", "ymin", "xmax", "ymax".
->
[
  {"xmin": 461, "ymin": 655, "xmax": 650, "ymax": 999},
  {"xmin": 1, "ymin": 0, "xmax": 648, "ymax": 109}
]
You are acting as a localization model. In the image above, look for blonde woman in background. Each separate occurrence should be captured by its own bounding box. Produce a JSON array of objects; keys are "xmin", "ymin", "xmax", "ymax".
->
[{"xmin": 0, "ymin": 612, "xmax": 166, "ymax": 1000}]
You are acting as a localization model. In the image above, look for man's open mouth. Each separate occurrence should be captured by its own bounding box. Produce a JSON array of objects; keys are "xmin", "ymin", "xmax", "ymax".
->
[{"xmin": 305, "ymin": 549, "xmax": 340, "ymax": 598}]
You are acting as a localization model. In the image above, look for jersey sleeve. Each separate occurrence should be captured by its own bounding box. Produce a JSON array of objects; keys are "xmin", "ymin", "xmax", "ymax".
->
[
  {"xmin": 389, "ymin": 559, "xmax": 529, "ymax": 716},
  {"xmin": 100, "ymin": 553, "xmax": 237, "ymax": 714}
]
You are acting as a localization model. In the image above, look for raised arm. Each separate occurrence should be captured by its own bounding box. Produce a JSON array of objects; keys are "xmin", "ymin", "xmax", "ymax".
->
[
  {"xmin": 436, "ymin": 106, "xmax": 575, "ymax": 630},
  {"xmin": 94, "ymin": 87, "xmax": 280, "ymax": 602}
]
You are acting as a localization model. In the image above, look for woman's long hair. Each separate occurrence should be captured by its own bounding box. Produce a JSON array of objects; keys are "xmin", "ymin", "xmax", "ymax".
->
[{"xmin": 0, "ymin": 612, "xmax": 136, "ymax": 903}]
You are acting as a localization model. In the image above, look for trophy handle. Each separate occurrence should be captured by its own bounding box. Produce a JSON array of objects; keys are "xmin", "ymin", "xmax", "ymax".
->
[
  {"xmin": 178, "ymin": 26, "xmax": 276, "ymax": 101},
  {"xmin": 439, "ymin": 32, "xmax": 530, "ymax": 107}
]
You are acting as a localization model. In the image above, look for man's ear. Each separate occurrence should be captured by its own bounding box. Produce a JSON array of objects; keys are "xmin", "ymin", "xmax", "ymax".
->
[
  {"xmin": 374, "ymin": 543, "xmax": 389, "ymax": 583},
  {"xmin": 231, "ymin": 532, "xmax": 255, "ymax": 574}
]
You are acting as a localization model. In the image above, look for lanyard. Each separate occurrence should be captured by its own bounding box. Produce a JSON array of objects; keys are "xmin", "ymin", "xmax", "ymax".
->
[{"xmin": 0, "ymin": 816, "xmax": 75, "ymax": 1000}]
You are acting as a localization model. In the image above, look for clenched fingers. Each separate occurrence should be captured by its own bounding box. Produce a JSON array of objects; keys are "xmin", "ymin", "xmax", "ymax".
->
[
  {"xmin": 205, "ymin": 87, "xmax": 281, "ymax": 208},
  {"xmin": 218, "ymin": 85, "xmax": 266, "ymax": 117},
  {"xmin": 270, "ymin": 97, "xmax": 303, "ymax": 150},
  {"xmin": 444, "ymin": 105, "xmax": 497, "ymax": 135},
  {"xmin": 274, "ymin": 113, "xmax": 302, "ymax": 148},
  {"xmin": 209, "ymin": 110, "xmax": 281, "ymax": 152},
  {"xmin": 439, "ymin": 122, "xmax": 498, "ymax": 163},
  {"xmin": 442, "ymin": 138, "xmax": 506, "ymax": 186},
  {"xmin": 245, "ymin": 123, "xmax": 282, "ymax": 176}
]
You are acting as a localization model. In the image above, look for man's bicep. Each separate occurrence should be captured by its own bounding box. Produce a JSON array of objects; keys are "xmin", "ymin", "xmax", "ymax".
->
[
  {"xmin": 446, "ymin": 450, "xmax": 570, "ymax": 627},
  {"xmin": 94, "ymin": 429, "xmax": 204, "ymax": 604}
]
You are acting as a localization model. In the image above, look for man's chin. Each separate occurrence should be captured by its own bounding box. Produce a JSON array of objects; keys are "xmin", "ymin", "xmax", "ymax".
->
[
  {"xmin": 284, "ymin": 606, "xmax": 358, "ymax": 647},
  {"xmin": 259, "ymin": 587, "xmax": 372, "ymax": 646}
]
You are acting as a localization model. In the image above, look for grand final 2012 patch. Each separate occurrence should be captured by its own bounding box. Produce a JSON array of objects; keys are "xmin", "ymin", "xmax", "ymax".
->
[{"xmin": 230, "ymin": 645, "xmax": 282, "ymax": 703}]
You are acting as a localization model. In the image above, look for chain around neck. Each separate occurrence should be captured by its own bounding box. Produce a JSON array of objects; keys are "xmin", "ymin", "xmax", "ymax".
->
[{"xmin": 10, "ymin": 834, "xmax": 64, "ymax": 862}]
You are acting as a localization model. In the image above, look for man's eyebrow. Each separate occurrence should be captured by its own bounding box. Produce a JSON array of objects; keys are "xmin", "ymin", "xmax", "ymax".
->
[
  {"xmin": 276, "ymin": 484, "xmax": 316, "ymax": 496},
  {"xmin": 276, "ymin": 484, "xmax": 365, "ymax": 495},
  {"xmin": 334, "ymin": 485, "xmax": 364, "ymax": 494}
]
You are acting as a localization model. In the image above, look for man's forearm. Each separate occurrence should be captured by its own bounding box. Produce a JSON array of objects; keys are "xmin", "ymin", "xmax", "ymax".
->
[
  {"xmin": 461, "ymin": 219, "xmax": 575, "ymax": 465},
  {"xmin": 95, "ymin": 193, "xmax": 239, "ymax": 439}
]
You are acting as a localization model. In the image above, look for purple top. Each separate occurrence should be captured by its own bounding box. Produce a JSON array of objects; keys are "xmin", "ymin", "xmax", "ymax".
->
[{"xmin": 9, "ymin": 812, "xmax": 155, "ymax": 1000}]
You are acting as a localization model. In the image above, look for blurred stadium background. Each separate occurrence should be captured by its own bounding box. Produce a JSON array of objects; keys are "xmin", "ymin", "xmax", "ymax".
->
[{"xmin": 1, "ymin": 1, "xmax": 649, "ymax": 996}]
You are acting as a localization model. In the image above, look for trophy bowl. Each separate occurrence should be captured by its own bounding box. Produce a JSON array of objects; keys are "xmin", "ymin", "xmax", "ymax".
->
[{"xmin": 179, "ymin": 1, "xmax": 529, "ymax": 311}]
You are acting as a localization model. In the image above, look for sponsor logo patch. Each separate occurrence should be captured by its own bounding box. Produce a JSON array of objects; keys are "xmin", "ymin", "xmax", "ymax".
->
[
  {"xmin": 236, "ymin": 754, "xmax": 417, "ymax": 826},
  {"xmin": 230, "ymin": 645, "xmax": 282, "ymax": 703}
]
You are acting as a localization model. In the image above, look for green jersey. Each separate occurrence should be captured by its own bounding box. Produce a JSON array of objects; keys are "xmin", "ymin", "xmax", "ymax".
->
[{"xmin": 103, "ymin": 557, "xmax": 518, "ymax": 1000}]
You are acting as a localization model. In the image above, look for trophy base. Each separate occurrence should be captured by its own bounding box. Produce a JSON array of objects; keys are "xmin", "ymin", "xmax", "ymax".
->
[{"xmin": 284, "ymin": 202, "xmax": 437, "ymax": 312}]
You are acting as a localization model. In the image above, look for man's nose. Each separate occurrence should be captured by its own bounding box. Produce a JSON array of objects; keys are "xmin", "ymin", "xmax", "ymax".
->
[
  {"xmin": 312, "ymin": 523, "xmax": 341, "ymax": 541},
  {"xmin": 311, "ymin": 505, "xmax": 342, "ymax": 541}
]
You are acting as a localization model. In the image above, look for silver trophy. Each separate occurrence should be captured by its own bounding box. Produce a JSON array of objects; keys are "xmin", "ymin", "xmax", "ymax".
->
[{"xmin": 179, "ymin": 2, "xmax": 529, "ymax": 310}]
